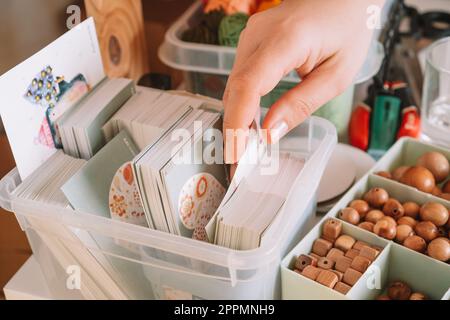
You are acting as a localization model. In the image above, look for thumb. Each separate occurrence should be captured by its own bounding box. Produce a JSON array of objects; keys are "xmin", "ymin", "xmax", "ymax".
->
[{"xmin": 262, "ymin": 57, "xmax": 354, "ymax": 144}]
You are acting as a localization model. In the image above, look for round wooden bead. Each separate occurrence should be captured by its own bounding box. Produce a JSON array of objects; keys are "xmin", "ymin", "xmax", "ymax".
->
[
  {"xmin": 376, "ymin": 171, "xmax": 392, "ymax": 179},
  {"xmin": 427, "ymin": 237, "xmax": 450, "ymax": 262},
  {"xmin": 365, "ymin": 210, "xmax": 385, "ymax": 224},
  {"xmin": 409, "ymin": 292, "xmax": 427, "ymax": 300},
  {"xmin": 349, "ymin": 200, "xmax": 370, "ymax": 219},
  {"xmin": 403, "ymin": 202, "xmax": 420, "ymax": 219},
  {"xmin": 392, "ymin": 166, "xmax": 410, "ymax": 181},
  {"xmin": 400, "ymin": 166, "xmax": 436, "ymax": 193},
  {"xmin": 364, "ymin": 188, "xmax": 389, "ymax": 208},
  {"xmin": 403, "ymin": 235, "xmax": 427, "ymax": 253},
  {"xmin": 380, "ymin": 216, "xmax": 397, "ymax": 227},
  {"xmin": 383, "ymin": 198, "xmax": 404, "ymax": 219},
  {"xmin": 420, "ymin": 202, "xmax": 449, "ymax": 227},
  {"xmin": 334, "ymin": 235, "xmax": 356, "ymax": 252},
  {"xmin": 388, "ymin": 281, "xmax": 412, "ymax": 300},
  {"xmin": 339, "ymin": 207, "xmax": 360, "ymax": 225},
  {"xmin": 431, "ymin": 185, "xmax": 442, "ymax": 196},
  {"xmin": 414, "ymin": 221, "xmax": 439, "ymax": 242},
  {"xmin": 358, "ymin": 221, "xmax": 374, "ymax": 232},
  {"xmin": 397, "ymin": 216, "xmax": 418, "ymax": 228},
  {"xmin": 395, "ymin": 225, "xmax": 414, "ymax": 243},
  {"xmin": 374, "ymin": 220, "xmax": 396, "ymax": 240}
]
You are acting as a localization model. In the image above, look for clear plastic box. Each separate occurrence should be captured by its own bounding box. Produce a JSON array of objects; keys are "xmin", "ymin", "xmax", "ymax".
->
[{"xmin": 0, "ymin": 114, "xmax": 337, "ymax": 300}]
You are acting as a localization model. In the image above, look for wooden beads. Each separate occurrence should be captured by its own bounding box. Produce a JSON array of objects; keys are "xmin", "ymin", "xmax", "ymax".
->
[
  {"xmin": 403, "ymin": 235, "xmax": 427, "ymax": 253},
  {"xmin": 292, "ymin": 218, "xmax": 384, "ymax": 296},
  {"xmin": 316, "ymin": 270, "xmax": 339, "ymax": 288},
  {"xmin": 351, "ymin": 256, "xmax": 371, "ymax": 273},
  {"xmin": 301, "ymin": 266, "xmax": 321, "ymax": 281},
  {"xmin": 322, "ymin": 219, "xmax": 342, "ymax": 241},
  {"xmin": 295, "ymin": 254, "xmax": 317, "ymax": 271},
  {"xmin": 427, "ymin": 237, "xmax": 450, "ymax": 262},
  {"xmin": 343, "ymin": 268, "xmax": 362, "ymax": 286},
  {"xmin": 335, "ymin": 256, "xmax": 353, "ymax": 273},
  {"xmin": 335, "ymin": 235, "xmax": 356, "ymax": 252},
  {"xmin": 334, "ymin": 282, "xmax": 351, "ymax": 295},
  {"xmin": 339, "ymin": 208, "xmax": 360, "ymax": 225},
  {"xmin": 318, "ymin": 257, "xmax": 335, "ymax": 270},
  {"xmin": 312, "ymin": 238, "xmax": 333, "ymax": 257},
  {"xmin": 387, "ymin": 281, "xmax": 412, "ymax": 300}
]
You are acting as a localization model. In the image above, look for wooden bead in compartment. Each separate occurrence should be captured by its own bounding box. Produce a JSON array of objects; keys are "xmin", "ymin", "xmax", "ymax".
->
[
  {"xmin": 334, "ymin": 282, "xmax": 351, "ymax": 295},
  {"xmin": 397, "ymin": 216, "xmax": 417, "ymax": 228},
  {"xmin": 331, "ymin": 270, "xmax": 344, "ymax": 282},
  {"xmin": 322, "ymin": 219, "xmax": 342, "ymax": 242},
  {"xmin": 326, "ymin": 248, "xmax": 344, "ymax": 263},
  {"xmin": 301, "ymin": 266, "xmax": 321, "ymax": 281},
  {"xmin": 334, "ymin": 235, "xmax": 356, "ymax": 252},
  {"xmin": 295, "ymin": 254, "xmax": 317, "ymax": 271},
  {"xmin": 403, "ymin": 202, "xmax": 420, "ymax": 219},
  {"xmin": 358, "ymin": 222, "xmax": 374, "ymax": 232},
  {"xmin": 343, "ymin": 268, "xmax": 363, "ymax": 286},
  {"xmin": 374, "ymin": 220, "xmax": 397, "ymax": 240},
  {"xmin": 339, "ymin": 207, "xmax": 360, "ymax": 225},
  {"xmin": 365, "ymin": 210, "xmax": 385, "ymax": 224},
  {"xmin": 359, "ymin": 246, "xmax": 379, "ymax": 261},
  {"xmin": 427, "ymin": 237, "xmax": 450, "ymax": 262},
  {"xmin": 353, "ymin": 241, "xmax": 369, "ymax": 251},
  {"xmin": 395, "ymin": 225, "xmax": 414, "ymax": 243},
  {"xmin": 392, "ymin": 166, "xmax": 410, "ymax": 181},
  {"xmin": 414, "ymin": 221, "xmax": 439, "ymax": 242},
  {"xmin": 383, "ymin": 198, "xmax": 404, "ymax": 219},
  {"xmin": 350, "ymin": 256, "xmax": 371, "ymax": 273},
  {"xmin": 387, "ymin": 281, "xmax": 412, "ymax": 300},
  {"xmin": 403, "ymin": 235, "xmax": 427, "ymax": 253},
  {"xmin": 317, "ymin": 257, "xmax": 335, "ymax": 270},
  {"xmin": 419, "ymin": 202, "xmax": 449, "ymax": 227},
  {"xmin": 312, "ymin": 238, "xmax": 333, "ymax": 257},
  {"xmin": 310, "ymin": 253, "xmax": 321, "ymax": 260},
  {"xmin": 345, "ymin": 248, "xmax": 360, "ymax": 260},
  {"xmin": 349, "ymin": 200, "xmax": 370, "ymax": 219},
  {"xmin": 376, "ymin": 171, "xmax": 392, "ymax": 179},
  {"xmin": 364, "ymin": 188, "xmax": 389, "ymax": 208},
  {"xmin": 316, "ymin": 270, "xmax": 339, "ymax": 288},
  {"xmin": 335, "ymin": 256, "xmax": 353, "ymax": 273}
]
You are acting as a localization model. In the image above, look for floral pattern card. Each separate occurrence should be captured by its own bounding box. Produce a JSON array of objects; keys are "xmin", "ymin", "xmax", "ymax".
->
[{"xmin": 0, "ymin": 18, "xmax": 104, "ymax": 179}]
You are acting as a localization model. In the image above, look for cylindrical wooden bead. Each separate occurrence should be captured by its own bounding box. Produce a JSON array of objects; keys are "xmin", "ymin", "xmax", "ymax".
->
[
  {"xmin": 312, "ymin": 238, "xmax": 333, "ymax": 257},
  {"xmin": 334, "ymin": 235, "xmax": 356, "ymax": 252}
]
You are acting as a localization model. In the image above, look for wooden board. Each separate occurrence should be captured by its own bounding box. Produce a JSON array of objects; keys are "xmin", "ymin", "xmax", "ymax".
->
[{"xmin": 85, "ymin": 0, "xmax": 149, "ymax": 81}]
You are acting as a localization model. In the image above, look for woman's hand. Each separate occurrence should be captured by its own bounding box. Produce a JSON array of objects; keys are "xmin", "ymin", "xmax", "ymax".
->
[{"xmin": 223, "ymin": 0, "xmax": 385, "ymax": 163}]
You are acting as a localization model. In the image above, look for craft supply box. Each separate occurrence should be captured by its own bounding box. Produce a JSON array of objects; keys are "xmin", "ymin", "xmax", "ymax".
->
[
  {"xmin": 0, "ymin": 106, "xmax": 336, "ymax": 299},
  {"xmin": 281, "ymin": 138, "xmax": 450, "ymax": 300},
  {"xmin": 158, "ymin": 2, "xmax": 384, "ymax": 139}
]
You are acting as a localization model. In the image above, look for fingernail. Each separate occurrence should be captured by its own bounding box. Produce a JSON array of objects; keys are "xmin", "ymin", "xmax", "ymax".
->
[{"xmin": 270, "ymin": 121, "xmax": 288, "ymax": 144}]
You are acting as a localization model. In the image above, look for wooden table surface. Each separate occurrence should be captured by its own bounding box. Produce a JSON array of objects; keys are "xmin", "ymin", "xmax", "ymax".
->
[{"xmin": 0, "ymin": 134, "xmax": 32, "ymax": 299}]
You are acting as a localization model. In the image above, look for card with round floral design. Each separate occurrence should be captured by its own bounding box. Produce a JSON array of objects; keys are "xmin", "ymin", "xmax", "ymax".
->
[
  {"xmin": 178, "ymin": 173, "xmax": 225, "ymax": 241},
  {"xmin": 109, "ymin": 162, "xmax": 148, "ymax": 227}
]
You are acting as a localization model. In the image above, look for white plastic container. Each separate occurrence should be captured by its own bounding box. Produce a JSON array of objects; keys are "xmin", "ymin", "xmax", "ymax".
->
[
  {"xmin": 159, "ymin": 2, "xmax": 385, "ymax": 139},
  {"xmin": 281, "ymin": 138, "xmax": 450, "ymax": 300},
  {"xmin": 0, "ymin": 115, "xmax": 336, "ymax": 300}
]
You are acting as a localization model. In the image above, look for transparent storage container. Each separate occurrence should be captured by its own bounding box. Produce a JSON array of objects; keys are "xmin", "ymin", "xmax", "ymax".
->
[
  {"xmin": 281, "ymin": 138, "xmax": 450, "ymax": 300},
  {"xmin": 158, "ymin": 2, "xmax": 385, "ymax": 139},
  {"xmin": 0, "ymin": 114, "xmax": 337, "ymax": 300}
]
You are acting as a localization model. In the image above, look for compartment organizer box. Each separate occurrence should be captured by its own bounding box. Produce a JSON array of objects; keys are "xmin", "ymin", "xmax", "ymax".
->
[
  {"xmin": 0, "ymin": 98, "xmax": 337, "ymax": 299},
  {"xmin": 282, "ymin": 138, "xmax": 450, "ymax": 300}
]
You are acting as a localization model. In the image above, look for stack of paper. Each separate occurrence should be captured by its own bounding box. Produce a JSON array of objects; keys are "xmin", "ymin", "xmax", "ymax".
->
[
  {"xmin": 211, "ymin": 153, "xmax": 305, "ymax": 250},
  {"xmin": 133, "ymin": 109, "xmax": 228, "ymax": 239},
  {"xmin": 102, "ymin": 87, "xmax": 207, "ymax": 150},
  {"xmin": 57, "ymin": 77, "xmax": 135, "ymax": 159},
  {"xmin": 12, "ymin": 151, "xmax": 86, "ymax": 206}
]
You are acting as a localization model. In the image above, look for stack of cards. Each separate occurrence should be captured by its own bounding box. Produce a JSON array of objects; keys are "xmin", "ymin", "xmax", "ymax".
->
[
  {"xmin": 102, "ymin": 87, "xmax": 207, "ymax": 150},
  {"xmin": 133, "ymin": 109, "xmax": 228, "ymax": 240},
  {"xmin": 12, "ymin": 151, "xmax": 86, "ymax": 206},
  {"xmin": 57, "ymin": 77, "xmax": 135, "ymax": 159},
  {"xmin": 209, "ymin": 152, "xmax": 305, "ymax": 250}
]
